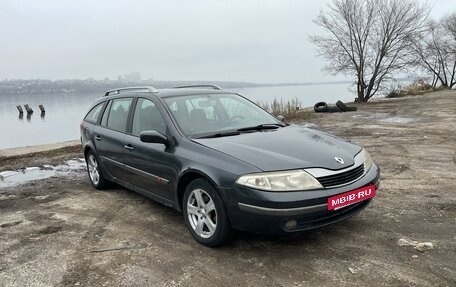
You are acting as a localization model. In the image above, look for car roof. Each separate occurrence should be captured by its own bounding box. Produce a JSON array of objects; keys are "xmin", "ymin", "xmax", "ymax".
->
[
  {"xmin": 153, "ymin": 88, "xmax": 232, "ymax": 98},
  {"xmin": 89, "ymin": 86, "xmax": 235, "ymax": 107}
]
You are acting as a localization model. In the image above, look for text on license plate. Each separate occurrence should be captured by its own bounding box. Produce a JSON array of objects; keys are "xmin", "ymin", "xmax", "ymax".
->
[{"xmin": 327, "ymin": 185, "xmax": 376, "ymax": 210}]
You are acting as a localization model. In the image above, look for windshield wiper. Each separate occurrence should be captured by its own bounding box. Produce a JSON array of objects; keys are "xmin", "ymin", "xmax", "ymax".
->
[
  {"xmin": 195, "ymin": 124, "xmax": 284, "ymax": 138},
  {"xmin": 196, "ymin": 130, "xmax": 241, "ymax": 139},
  {"xmin": 236, "ymin": 123, "xmax": 284, "ymax": 132}
]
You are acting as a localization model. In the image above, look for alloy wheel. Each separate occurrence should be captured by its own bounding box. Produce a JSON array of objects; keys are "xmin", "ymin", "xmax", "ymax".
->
[
  {"xmin": 186, "ymin": 188, "xmax": 217, "ymax": 238},
  {"xmin": 87, "ymin": 154, "xmax": 100, "ymax": 186}
]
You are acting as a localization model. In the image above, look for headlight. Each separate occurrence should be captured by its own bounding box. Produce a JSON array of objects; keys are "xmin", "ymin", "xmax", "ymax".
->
[
  {"xmin": 236, "ymin": 170, "xmax": 323, "ymax": 191},
  {"xmin": 359, "ymin": 148, "xmax": 373, "ymax": 171}
]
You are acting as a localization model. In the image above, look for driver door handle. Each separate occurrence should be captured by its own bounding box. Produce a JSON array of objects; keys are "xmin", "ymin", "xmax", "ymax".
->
[
  {"xmin": 94, "ymin": 135, "xmax": 101, "ymax": 141},
  {"xmin": 124, "ymin": 144, "xmax": 134, "ymax": 151}
]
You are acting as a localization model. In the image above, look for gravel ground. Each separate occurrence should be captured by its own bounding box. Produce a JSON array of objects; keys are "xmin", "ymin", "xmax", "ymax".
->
[{"xmin": 0, "ymin": 90, "xmax": 455, "ymax": 286}]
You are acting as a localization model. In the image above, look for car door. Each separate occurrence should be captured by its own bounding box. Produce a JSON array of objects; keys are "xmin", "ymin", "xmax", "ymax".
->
[
  {"xmin": 94, "ymin": 97, "xmax": 133, "ymax": 182},
  {"xmin": 123, "ymin": 97, "xmax": 179, "ymax": 201}
]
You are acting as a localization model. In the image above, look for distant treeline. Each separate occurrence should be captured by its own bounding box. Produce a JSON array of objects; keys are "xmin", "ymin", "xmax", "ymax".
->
[
  {"xmin": 0, "ymin": 79, "xmax": 355, "ymax": 95},
  {"xmin": 0, "ymin": 79, "xmax": 263, "ymax": 95}
]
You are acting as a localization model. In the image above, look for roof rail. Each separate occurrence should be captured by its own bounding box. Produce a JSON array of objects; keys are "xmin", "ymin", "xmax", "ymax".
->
[
  {"xmin": 104, "ymin": 86, "xmax": 158, "ymax": 97},
  {"xmin": 173, "ymin": 84, "xmax": 222, "ymax": 90}
]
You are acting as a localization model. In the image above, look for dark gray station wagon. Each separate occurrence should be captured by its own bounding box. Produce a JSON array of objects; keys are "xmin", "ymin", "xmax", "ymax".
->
[{"xmin": 80, "ymin": 85, "xmax": 380, "ymax": 246}]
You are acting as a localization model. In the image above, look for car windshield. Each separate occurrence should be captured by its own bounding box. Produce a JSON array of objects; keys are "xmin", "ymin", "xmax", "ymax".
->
[{"xmin": 163, "ymin": 93, "xmax": 282, "ymax": 138}]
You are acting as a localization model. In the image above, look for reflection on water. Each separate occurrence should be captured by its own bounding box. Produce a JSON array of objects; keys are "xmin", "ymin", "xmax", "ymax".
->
[{"xmin": 0, "ymin": 84, "xmax": 354, "ymax": 149}]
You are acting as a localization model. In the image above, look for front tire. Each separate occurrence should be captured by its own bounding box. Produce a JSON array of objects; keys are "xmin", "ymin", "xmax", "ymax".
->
[
  {"xmin": 183, "ymin": 179, "xmax": 231, "ymax": 247},
  {"xmin": 85, "ymin": 150, "xmax": 108, "ymax": 190}
]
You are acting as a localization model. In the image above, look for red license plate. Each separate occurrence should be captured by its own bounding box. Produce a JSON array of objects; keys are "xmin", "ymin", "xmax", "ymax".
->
[{"xmin": 327, "ymin": 185, "xmax": 376, "ymax": 210}]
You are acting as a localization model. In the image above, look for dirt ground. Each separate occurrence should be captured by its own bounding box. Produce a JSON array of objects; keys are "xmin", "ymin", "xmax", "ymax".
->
[{"xmin": 0, "ymin": 90, "xmax": 455, "ymax": 287}]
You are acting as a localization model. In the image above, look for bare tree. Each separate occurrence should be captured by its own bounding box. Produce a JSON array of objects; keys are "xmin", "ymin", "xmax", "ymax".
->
[
  {"xmin": 310, "ymin": 0, "xmax": 429, "ymax": 102},
  {"xmin": 412, "ymin": 15, "xmax": 456, "ymax": 89},
  {"xmin": 441, "ymin": 13, "xmax": 456, "ymax": 88},
  {"xmin": 444, "ymin": 12, "xmax": 456, "ymax": 49},
  {"xmin": 412, "ymin": 20, "xmax": 447, "ymax": 87}
]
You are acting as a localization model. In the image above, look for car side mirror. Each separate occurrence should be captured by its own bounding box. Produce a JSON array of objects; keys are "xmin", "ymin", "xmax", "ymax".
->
[
  {"xmin": 140, "ymin": 130, "xmax": 169, "ymax": 146},
  {"xmin": 276, "ymin": 115, "xmax": 285, "ymax": 121}
]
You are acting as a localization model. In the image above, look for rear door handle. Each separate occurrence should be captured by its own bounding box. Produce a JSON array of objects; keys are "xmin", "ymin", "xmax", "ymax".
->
[
  {"xmin": 94, "ymin": 135, "xmax": 101, "ymax": 141},
  {"xmin": 124, "ymin": 144, "xmax": 134, "ymax": 151}
]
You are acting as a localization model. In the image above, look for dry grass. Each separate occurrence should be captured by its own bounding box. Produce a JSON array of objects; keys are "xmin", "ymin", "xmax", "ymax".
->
[
  {"xmin": 257, "ymin": 97, "xmax": 313, "ymax": 122},
  {"xmin": 387, "ymin": 79, "xmax": 447, "ymax": 98}
]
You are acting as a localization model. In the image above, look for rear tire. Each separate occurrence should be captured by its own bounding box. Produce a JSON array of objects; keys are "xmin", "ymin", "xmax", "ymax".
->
[
  {"xmin": 183, "ymin": 178, "xmax": 231, "ymax": 247},
  {"xmin": 85, "ymin": 150, "xmax": 108, "ymax": 190}
]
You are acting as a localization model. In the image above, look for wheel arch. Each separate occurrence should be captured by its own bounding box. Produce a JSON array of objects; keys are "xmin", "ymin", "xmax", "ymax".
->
[
  {"xmin": 82, "ymin": 143, "xmax": 112, "ymax": 182},
  {"xmin": 84, "ymin": 145, "xmax": 92, "ymax": 158},
  {"xmin": 175, "ymin": 169, "xmax": 220, "ymax": 212},
  {"xmin": 83, "ymin": 141, "xmax": 98, "ymax": 159}
]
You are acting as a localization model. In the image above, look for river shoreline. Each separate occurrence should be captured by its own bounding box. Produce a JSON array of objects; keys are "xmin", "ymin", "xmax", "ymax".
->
[{"xmin": 0, "ymin": 91, "xmax": 400, "ymax": 155}]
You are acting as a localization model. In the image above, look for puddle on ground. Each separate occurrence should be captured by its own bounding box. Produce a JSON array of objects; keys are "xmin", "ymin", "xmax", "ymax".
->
[
  {"xmin": 297, "ymin": 123, "xmax": 318, "ymax": 128},
  {"xmin": 352, "ymin": 113, "xmax": 415, "ymax": 124},
  {"xmin": 378, "ymin": 116, "xmax": 415, "ymax": 124},
  {"xmin": 0, "ymin": 159, "xmax": 86, "ymax": 189}
]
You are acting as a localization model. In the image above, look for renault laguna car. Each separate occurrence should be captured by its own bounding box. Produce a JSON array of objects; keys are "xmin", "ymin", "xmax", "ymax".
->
[{"xmin": 80, "ymin": 85, "xmax": 380, "ymax": 246}]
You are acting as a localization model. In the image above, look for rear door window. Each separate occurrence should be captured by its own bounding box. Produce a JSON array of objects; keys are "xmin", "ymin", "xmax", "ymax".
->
[{"xmin": 106, "ymin": 98, "xmax": 133, "ymax": 132}]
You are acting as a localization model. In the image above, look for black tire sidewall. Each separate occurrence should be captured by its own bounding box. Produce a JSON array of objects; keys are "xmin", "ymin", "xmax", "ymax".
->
[
  {"xmin": 327, "ymin": 105, "xmax": 342, "ymax": 113},
  {"xmin": 314, "ymin": 102, "xmax": 329, "ymax": 113},
  {"xmin": 182, "ymin": 178, "xmax": 230, "ymax": 247},
  {"xmin": 336, "ymin": 100, "xmax": 348, "ymax": 112}
]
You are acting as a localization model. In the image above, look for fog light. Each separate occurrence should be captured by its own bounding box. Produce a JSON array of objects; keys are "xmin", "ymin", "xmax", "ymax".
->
[{"xmin": 285, "ymin": 220, "xmax": 297, "ymax": 230}]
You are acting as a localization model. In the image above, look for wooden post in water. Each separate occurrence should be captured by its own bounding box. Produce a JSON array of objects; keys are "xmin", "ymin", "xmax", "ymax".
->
[
  {"xmin": 24, "ymin": 104, "xmax": 33, "ymax": 114},
  {"xmin": 16, "ymin": 105, "xmax": 24, "ymax": 114},
  {"xmin": 39, "ymin": 105, "xmax": 45, "ymax": 118},
  {"xmin": 39, "ymin": 105, "xmax": 46, "ymax": 119}
]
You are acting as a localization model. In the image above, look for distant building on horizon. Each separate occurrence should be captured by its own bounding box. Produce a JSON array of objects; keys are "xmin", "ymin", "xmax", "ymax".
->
[{"xmin": 119, "ymin": 71, "xmax": 141, "ymax": 83}]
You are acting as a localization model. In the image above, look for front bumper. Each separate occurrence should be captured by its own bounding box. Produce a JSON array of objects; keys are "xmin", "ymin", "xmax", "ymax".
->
[{"xmin": 221, "ymin": 163, "xmax": 380, "ymax": 235}]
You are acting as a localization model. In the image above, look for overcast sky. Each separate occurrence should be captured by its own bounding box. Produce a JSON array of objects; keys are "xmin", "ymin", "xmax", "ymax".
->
[{"xmin": 0, "ymin": 0, "xmax": 454, "ymax": 83}]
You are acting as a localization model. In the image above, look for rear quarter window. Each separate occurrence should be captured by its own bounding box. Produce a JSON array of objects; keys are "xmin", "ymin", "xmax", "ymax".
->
[{"xmin": 84, "ymin": 102, "xmax": 105, "ymax": 124}]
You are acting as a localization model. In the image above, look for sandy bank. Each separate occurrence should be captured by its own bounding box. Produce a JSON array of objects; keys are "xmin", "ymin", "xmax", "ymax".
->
[{"xmin": 0, "ymin": 140, "xmax": 80, "ymax": 158}]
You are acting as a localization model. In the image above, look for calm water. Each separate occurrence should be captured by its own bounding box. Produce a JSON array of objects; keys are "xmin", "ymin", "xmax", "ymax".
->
[
  {"xmin": 234, "ymin": 83, "xmax": 354, "ymax": 106},
  {"xmin": 0, "ymin": 83, "xmax": 354, "ymax": 149}
]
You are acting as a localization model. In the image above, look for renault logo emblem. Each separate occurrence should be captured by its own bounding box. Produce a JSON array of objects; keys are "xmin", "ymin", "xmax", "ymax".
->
[{"xmin": 334, "ymin": 157, "xmax": 344, "ymax": 164}]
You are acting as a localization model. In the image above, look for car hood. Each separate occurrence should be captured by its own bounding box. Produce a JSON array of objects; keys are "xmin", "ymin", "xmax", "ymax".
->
[{"xmin": 192, "ymin": 125, "xmax": 362, "ymax": 171}]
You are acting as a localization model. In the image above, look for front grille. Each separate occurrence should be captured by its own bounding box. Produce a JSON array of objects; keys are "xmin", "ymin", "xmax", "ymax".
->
[{"xmin": 317, "ymin": 164, "xmax": 365, "ymax": 188}]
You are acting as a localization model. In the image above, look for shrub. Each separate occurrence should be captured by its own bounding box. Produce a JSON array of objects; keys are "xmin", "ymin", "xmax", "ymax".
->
[
  {"xmin": 386, "ymin": 78, "xmax": 442, "ymax": 97},
  {"xmin": 257, "ymin": 97, "xmax": 312, "ymax": 122}
]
